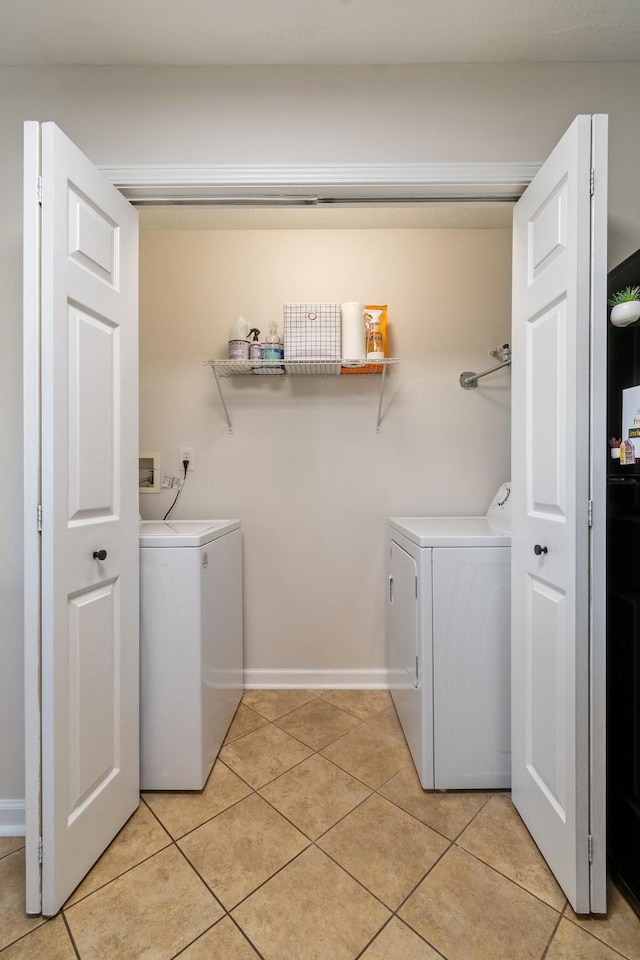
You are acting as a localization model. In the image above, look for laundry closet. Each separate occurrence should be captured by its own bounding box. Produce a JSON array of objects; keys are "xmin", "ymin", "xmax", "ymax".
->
[
  {"xmin": 137, "ymin": 205, "xmax": 513, "ymax": 684},
  {"xmin": 22, "ymin": 115, "xmax": 611, "ymax": 920}
]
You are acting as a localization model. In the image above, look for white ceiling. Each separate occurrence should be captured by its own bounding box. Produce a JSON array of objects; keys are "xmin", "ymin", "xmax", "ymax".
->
[{"xmin": 1, "ymin": 0, "xmax": 638, "ymax": 66}]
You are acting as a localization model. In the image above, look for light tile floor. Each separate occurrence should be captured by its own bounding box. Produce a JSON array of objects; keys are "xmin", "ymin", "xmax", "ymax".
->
[{"xmin": 1, "ymin": 690, "xmax": 639, "ymax": 959}]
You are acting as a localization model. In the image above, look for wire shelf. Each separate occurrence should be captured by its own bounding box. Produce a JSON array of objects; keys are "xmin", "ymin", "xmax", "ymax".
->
[{"xmin": 203, "ymin": 358, "xmax": 399, "ymax": 377}]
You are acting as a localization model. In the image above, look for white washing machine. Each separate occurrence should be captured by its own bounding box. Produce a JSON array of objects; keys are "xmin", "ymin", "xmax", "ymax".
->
[
  {"xmin": 139, "ymin": 519, "xmax": 243, "ymax": 790},
  {"xmin": 387, "ymin": 483, "xmax": 511, "ymax": 791}
]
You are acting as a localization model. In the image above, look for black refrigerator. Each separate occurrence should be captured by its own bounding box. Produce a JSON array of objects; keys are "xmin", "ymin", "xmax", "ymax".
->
[{"xmin": 607, "ymin": 247, "xmax": 640, "ymax": 913}]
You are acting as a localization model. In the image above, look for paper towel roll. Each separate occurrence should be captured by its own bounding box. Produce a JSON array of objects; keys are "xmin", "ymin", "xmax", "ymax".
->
[{"xmin": 341, "ymin": 302, "xmax": 366, "ymax": 360}]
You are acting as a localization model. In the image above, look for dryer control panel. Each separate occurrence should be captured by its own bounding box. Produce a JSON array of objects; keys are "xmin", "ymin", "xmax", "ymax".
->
[{"xmin": 486, "ymin": 482, "xmax": 512, "ymax": 523}]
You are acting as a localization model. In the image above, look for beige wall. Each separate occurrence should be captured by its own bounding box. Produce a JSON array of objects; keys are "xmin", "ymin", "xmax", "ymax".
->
[
  {"xmin": 139, "ymin": 226, "xmax": 512, "ymax": 680},
  {"xmin": 2, "ymin": 61, "xmax": 640, "ymax": 813}
]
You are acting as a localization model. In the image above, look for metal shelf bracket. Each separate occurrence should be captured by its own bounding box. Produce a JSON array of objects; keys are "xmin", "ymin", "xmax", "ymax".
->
[{"xmin": 204, "ymin": 358, "xmax": 398, "ymax": 433}]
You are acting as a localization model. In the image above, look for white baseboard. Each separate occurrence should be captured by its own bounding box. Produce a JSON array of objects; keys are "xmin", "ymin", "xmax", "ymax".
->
[
  {"xmin": 243, "ymin": 668, "xmax": 389, "ymax": 689},
  {"xmin": 0, "ymin": 800, "xmax": 26, "ymax": 837}
]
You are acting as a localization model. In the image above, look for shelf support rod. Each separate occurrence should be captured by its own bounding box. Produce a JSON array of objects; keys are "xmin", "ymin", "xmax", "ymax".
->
[
  {"xmin": 459, "ymin": 358, "xmax": 511, "ymax": 390},
  {"xmin": 210, "ymin": 365, "xmax": 234, "ymax": 433},
  {"xmin": 376, "ymin": 364, "xmax": 388, "ymax": 433}
]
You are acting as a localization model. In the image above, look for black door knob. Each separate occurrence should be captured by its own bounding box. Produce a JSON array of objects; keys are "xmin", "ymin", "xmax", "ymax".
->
[
  {"xmin": 533, "ymin": 544, "xmax": 548, "ymax": 556},
  {"xmin": 93, "ymin": 549, "xmax": 107, "ymax": 561}
]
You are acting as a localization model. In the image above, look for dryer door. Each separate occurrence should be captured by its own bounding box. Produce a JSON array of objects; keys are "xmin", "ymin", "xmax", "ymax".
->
[{"xmin": 388, "ymin": 539, "xmax": 419, "ymax": 690}]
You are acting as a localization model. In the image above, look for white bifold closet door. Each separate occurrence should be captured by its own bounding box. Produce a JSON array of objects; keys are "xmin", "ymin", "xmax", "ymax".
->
[
  {"xmin": 510, "ymin": 114, "xmax": 607, "ymax": 915},
  {"xmin": 24, "ymin": 121, "xmax": 139, "ymax": 916}
]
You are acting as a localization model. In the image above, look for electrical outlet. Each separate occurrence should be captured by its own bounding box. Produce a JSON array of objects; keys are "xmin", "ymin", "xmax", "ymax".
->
[{"xmin": 179, "ymin": 446, "xmax": 195, "ymax": 471}]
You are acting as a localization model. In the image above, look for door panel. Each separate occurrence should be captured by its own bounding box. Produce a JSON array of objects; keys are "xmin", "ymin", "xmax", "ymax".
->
[
  {"xmin": 528, "ymin": 301, "xmax": 567, "ymax": 517},
  {"xmin": 511, "ymin": 114, "xmax": 607, "ymax": 914},
  {"xmin": 527, "ymin": 576, "xmax": 567, "ymax": 813},
  {"xmin": 529, "ymin": 177, "xmax": 568, "ymax": 279},
  {"xmin": 67, "ymin": 305, "xmax": 118, "ymax": 521},
  {"xmin": 27, "ymin": 121, "xmax": 139, "ymax": 915},
  {"xmin": 67, "ymin": 579, "xmax": 119, "ymax": 819},
  {"xmin": 67, "ymin": 184, "xmax": 118, "ymax": 285}
]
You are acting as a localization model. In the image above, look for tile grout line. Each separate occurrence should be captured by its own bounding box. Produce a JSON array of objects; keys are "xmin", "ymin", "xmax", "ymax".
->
[
  {"xmin": 149, "ymin": 769, "xmax": 258, "ymax": 843},
  {"xmin": 171, "ymin": 835, "xmax": 234, "ymax": 913},
  {"xmin": 393, "ymin": 836, "xmax": 456, "ymax": 914},
  {"xmin": 353, "ymin": 915, "xmax": 397, "ymax": 960},
  {"xmin": 445, "ymin": 790, "xmax": 495, "ymax": 843},
  {"xmin": 223, "ymin": 843, "xmax": 314, "ymax": 915},
  {"xmin": 255, "ymin": 772, "xmax": 370, "ymax": 845},
  {"xmin": 238, "ymin": 690, "xmax": 325, "ymax": 724},
  {"xmin": 389, "ymin": 836, "xmax": 502, "ymax": 960},
  {"xmin": 61, "ymin": 911, "xmax": 82, "ymax": 960},
  {"xmin": 353, "ymin": 914, "xmax": 450, "ymax": 960},
  {"xmin": 0, "ymin": 843, "xmax": 25, "ymax": 863},
  {"xmin": 227, "ymin": 913, "xmax": 270, "ymax": 960},
  {"xmin": 0, "ymin": 919, "xmax": 48, "ymax": 957},
  {"xmin": 215, "ymin": 756, "xmax": 262, "ymax": 794},
  {"xmin": 561, "ymin": 914, "xmax": 636, "ymax": 960},
  {"xmin": 61, "ymin": 802, "xmax": 174, "ymax": 911},
  {"xmin": 369, "ymin": 749, "xmax": 494, "ymax": 845},
  {"xmin": 139, "ymin": 792, "xmax": 171, "ymax": 828},
  {"xmin": 449, "ymin": 839, "xmax": 568, "ymax": 917},
  {"xmin": 61, "ymin": 840, "xmax": 169, "ymax": 912},
  {"xmin": 314, "ymin": 836, "xmax": 427, "ymax": 916},
  {"xmin": 168, "ymin": 836, "xmax": 238, "ymax": 940},
  {"xmin": 447, "ymin": 789, "xmax": 571, "ymax": 916},
  {"xmin": 166, "ymin": 912, "xmax": 270, "ymax": 960},
  {"xmin": 540, "ymin": 909, "xmax": 565, "ymax": 960}
]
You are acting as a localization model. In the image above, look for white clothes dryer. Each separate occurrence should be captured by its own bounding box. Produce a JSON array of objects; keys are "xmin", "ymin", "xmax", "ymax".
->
[
  {"xmin": 139, "ymin": 519, "xmax": 243, "ymax": 790},
  {"xmin": 387, "ymin": 483, "xmax": 511, "ymax": 791}
]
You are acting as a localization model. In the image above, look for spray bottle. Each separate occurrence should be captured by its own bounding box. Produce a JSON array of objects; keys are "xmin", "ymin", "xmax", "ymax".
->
[
  {"xmin": 248, "ymin": 328, "xmax": 262, "ymax": 360},
  {"xmin": 365, "ymin": 308, "xmax": 385, "ymax": 360}
]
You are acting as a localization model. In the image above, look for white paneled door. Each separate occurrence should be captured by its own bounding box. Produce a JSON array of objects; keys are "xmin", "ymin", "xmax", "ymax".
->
[
  {"xmin": 24, "ymin": 122, "xmax": 139, "ymax": 915},
  {"xmin": 511, "ymin": 115, "xmax": 607, "ymax": 914}
]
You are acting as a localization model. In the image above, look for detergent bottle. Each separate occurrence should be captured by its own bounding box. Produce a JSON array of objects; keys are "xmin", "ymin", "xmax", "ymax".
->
[
  {"xmin": 228, "ymin": 314, "xmax": 250, "ymax": 360},
  {"xmin": 262, "ymin": 322, "xmax": 284, "ymax": 362}
]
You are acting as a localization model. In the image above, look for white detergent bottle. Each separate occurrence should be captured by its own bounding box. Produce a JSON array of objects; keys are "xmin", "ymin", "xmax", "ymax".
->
[{"xmin": 228, "ymin": 314, "xmax": 250, "ymax": 360}]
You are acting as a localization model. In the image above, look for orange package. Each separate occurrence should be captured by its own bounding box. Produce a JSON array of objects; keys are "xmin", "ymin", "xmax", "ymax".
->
[{"xmin": 341, "ymin": 305, "xmax": 388, "ymax": 374}]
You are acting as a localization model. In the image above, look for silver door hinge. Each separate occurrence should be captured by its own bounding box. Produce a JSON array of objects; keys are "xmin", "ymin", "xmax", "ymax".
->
[
  {"xmin": 587, "ymin": 500, "xmax": 593, "ymax": 528},
  {"xmin": 590, "ymin": 169, "xmax": 595, "ymax": 196},
  {"xmin": 415, "ymin": 576, "xmax": 418, "ymax": 598},
  {"xmin": 415, "ymin": 655, "xmax": 419, "ymax": 678},
  {"xmin": 38, "ymin": 836, "xmax": 43, "ymax": 864},
  {"xmin": 37, "ymin": 504, "xmax": 42, "ymax": 532},
  {"xmin": 37, "ymin": 176, "xmax": 42, "ymax": 205},
  {"xmin": 587, "ymin": 834, "xmax": 593, "ymax": 863}
]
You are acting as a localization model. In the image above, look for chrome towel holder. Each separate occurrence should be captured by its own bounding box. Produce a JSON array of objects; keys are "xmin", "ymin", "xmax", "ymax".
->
[{"xmin": 459, "ymin": 344, "xmax": 511, "ymax": 390}]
